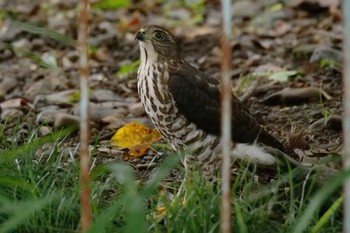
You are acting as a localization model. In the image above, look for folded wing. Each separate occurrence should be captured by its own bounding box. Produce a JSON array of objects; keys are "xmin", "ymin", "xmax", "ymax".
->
[{"xmin": 168, "ymin": 65, "xmax": 287, "ymax": 153}]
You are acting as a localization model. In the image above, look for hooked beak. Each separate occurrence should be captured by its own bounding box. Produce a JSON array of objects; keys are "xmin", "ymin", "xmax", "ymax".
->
[{"xmin": 135, "ymin": 30, "xmax": 145, "ymax": 41}]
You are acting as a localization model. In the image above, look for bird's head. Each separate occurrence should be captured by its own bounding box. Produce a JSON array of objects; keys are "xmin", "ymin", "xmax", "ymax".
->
[{"xmin": 135, "ymin": 25, "xmax": 180, "ymax": 62}]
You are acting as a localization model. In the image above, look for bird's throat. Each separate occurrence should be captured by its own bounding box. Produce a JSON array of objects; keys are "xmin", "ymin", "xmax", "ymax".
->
[{"xmin": 139, "ymin": 42, "xmax": 159, "ymax": 66}]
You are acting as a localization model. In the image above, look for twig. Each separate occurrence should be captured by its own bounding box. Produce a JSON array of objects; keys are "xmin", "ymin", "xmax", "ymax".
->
[
  {"xmin": 343, "ymin": 1, "xmax": 350, "ymax": 233},
  {"xmin": 78, "ymin": 0, "xmax": 91, "ymax": 232},
  {"xmin": 239, "ymin": 79, "xmax": 259, "ymax": 103},
  {"xmin": 220, "ymin": 0, "xmax": 232, "ymax": 233},
  {"xmin": 312, "ymin": 29, "xmax": 343, "ymax": 41}
]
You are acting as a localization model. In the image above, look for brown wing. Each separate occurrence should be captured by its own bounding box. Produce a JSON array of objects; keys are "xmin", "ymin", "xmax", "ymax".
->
[
  {"xmin": 169, "ymin": 66, "xmax": 253, "ymax": 142},
  {"xmin": 168, "ymin": 64, "xmax": 287, "ymax": 152}
]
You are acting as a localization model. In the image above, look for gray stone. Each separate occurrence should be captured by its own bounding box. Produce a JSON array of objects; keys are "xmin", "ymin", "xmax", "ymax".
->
[{"xmin": 54, "ymin": 113, "xmax": 80, "ymax": 128}]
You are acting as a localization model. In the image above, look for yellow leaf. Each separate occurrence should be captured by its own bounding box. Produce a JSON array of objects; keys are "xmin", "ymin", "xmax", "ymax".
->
[{"xmin": 111, "ymin": 122, "xmax": 161, "ymax": 158}]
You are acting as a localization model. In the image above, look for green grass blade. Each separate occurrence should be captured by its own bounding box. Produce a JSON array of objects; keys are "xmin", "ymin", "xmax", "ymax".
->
[
  {"xmin": 0, "ymin": 127, "xmax": 75, "ymax": 162},
  {"xmin": 10, "ymin": 20, "xmax": 76, "ymax": 46},
  {"xmin": 142, "ymin": 154, "xmax": 181, "ymax": 197},
  {"xmin": 88, "ymin": 198, "xmax": 124, "ymax": 233},
  {"xmin": 92, "ymin": 0, "xmax": 130, "ymax": 10},
  {"xmin": 0, "ymin": 194, "xmax": 54, "ymax": 233},
  {"xmin": 0, "ymin": 176, "xmax": 34, "ymax": 193},
  {"xmin": 291, "ymin": 169, "xmax": 349, "ymax": 233},
  {"xmin": 311, "ymin": 194, "xmax": 344, "ymax": 233},
  {"xmin": 234, "ymin": 200, "xmax": 248, "ymax": 233},
  {"xmin": 125, "ymin": 195, "xmax": 147, "ymax": 233},
  {"xmin": 108, "ymin": 162, "xmax": 137, "ymax": 190}
]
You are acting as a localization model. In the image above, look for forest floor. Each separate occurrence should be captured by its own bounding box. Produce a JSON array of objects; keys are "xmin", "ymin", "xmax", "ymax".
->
[
  {"xmin": 0, "ymin": 0, "xmax": 345, "ymax": 231},
  {"xmin": 0, "ymin": 0, "xmax": 343, "ymax": 178}
]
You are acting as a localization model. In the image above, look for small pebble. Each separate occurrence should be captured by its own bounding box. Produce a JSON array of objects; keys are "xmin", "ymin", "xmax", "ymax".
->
[
  {"xmin": 39, "ymin": 126, "xmax": 51, "ymax": 136},
  {"xmin": 54, "ymin": 113, "xmax": 80, "ymax": 128}
]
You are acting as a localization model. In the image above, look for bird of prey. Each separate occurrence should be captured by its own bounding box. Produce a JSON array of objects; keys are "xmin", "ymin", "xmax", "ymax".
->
[{"xmin": 135, "ymin": 25, "xmax": 300, "ymax": 179}]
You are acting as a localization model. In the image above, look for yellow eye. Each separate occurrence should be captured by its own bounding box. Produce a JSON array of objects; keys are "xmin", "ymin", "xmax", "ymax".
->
[{"xmin": 153, "ymin": 31, "xmax": 165, "ymax": 41}]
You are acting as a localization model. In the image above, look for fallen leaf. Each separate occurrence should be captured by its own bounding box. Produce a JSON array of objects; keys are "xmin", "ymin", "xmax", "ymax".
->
[
  {"xmin": 253, "ymin": 63, "xmax": 283, "ymax": 76},
  {"xmin": 111, "ymin": 122, "xmax": 161, "ymax": 158},
  {"xmin": 0, "ymin": 98, "xmax": 33, "ymax": 110},
  {"xmin": 269, "ymin": 70, "xmax": 298, "ymax": 82},
  {"xmin": 116, "ymin": 59, "xmax": 140, "ymax": 77},
  {"xmin": 318, "ymin": 0, "xmax": 340, "ymax": 7}
]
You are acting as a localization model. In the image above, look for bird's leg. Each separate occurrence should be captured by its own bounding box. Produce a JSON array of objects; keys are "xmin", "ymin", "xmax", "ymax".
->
[
  {"xmin": 173, "ymin": 172, "xmax": 189, "ymax": 206},
  {"xmin": 173, "ymin": 155, "xmax": 193, "ymax": 205},
  {"xmin": 175, "ymin": 154, "xmax": 221, "ymax": 203},
  {"xmin": 153, "ymin": 155, "xmax": 190, "ymax": 221}
]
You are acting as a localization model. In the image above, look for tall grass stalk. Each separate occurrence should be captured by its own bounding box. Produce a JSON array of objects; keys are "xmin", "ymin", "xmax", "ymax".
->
[
  {"xmin": 343, "ymin": 1, "xmax": 350, "ymax": 233},
  {"xmin": 78, "ymin": 0, "xmax": 91, "ymax": 231},
  {"xmin": 220, "ymin": 0, "xmax": 233, "ymax": 232},
  {"xmin": 291, "ymin": 170, "xmax": 349, "ymax": 233}
]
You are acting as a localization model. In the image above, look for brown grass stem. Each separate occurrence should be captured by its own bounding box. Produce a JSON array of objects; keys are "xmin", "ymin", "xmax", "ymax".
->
[
  {"xmin": 220, "ymin": 0, "xmax": 233, "ymax": 232},
  {"xmin": 343, "ymin": 1, "xmax": 350, "ymax": 232},
  {"xmin": 78, "ymin": 0, "xmax": 91, "ymax": 232}
]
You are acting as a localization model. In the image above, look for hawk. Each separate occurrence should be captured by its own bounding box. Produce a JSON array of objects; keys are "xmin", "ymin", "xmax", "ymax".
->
[{"xmin": 135, "ymin": 25, "xmax": 298, "ymax": 179}]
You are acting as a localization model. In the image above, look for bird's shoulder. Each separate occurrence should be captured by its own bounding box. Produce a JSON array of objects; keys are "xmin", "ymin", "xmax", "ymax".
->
[
  {"xmin": 168, "ymin": 62, "xmax": 252, "ymax": 119},
  {"xmin": 168, "ymin": 62, "xmax": 220, "ymax": 95}
]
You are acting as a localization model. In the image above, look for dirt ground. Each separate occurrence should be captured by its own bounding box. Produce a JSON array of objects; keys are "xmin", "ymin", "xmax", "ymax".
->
[{"xmin": 0, "ymin": 0, "xmax": 344, "ymax": 180}]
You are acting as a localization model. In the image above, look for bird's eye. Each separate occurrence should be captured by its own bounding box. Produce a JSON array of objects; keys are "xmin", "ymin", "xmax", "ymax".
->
[{"xmin": 153, "ymin": 32, "xmax": 166, "ymax": 41}]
